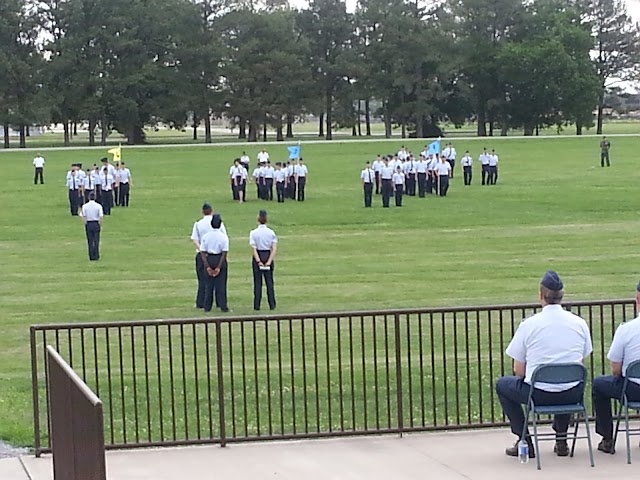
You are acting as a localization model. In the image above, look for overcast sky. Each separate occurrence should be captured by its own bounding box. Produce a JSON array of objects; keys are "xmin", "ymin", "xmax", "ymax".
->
[{"xmin": 290, "ymin": 0, "xmax": 640, "ymax": 20}]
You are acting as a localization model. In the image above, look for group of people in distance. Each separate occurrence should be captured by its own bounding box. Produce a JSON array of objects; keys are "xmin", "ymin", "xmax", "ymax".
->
[
  {"xmin": 65, "ymin": 157, "xmax": 132, "ymax": 216},
  {"xmin": 497, "ymin": 271, "xmax": 640, "ymax": 460},
  {"xmin": 229, "ymin": 149, "xmax": 309, "ymax": 204},
  {"xmin": 191, "ymin": 204, "xmax": 279, "ymax": 313},
  {"xmin": 360, "ymin": 143, "xmax": 500, "ymax": 208}
]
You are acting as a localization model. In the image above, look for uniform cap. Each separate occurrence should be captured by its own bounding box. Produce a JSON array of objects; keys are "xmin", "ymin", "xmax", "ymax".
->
[
  {"xmin": 541, "ymin": 270, "xmax": 563, "ymax": 291},
  {"xmin": 211, "ymin": 214, "xmax": 222, "ymax": 229},
  {"xmin": 259, "ymin": 209, "xmax": 268, "ymax": 218},
  {"xmin": 202, "ymin": 202, "xmax": 212, "ymax": 211}
]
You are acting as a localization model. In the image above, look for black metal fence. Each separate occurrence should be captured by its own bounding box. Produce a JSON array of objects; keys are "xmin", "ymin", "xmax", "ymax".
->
[{"xmin": 30, "ymin": 299, "xmax": 636, "ymax": 456}]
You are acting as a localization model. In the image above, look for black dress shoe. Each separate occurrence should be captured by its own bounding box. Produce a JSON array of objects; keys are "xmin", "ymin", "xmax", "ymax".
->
[
  {"xmin": 505, "ymin": 438, "xmax": 535, "ymax": 458},
  {"xmin": 597, "ymin": 438, "xmax": 614, "ymax": 454},
  {"xmin": 554, "ymin": 440, "xmax": 569, "ymax": 457}
]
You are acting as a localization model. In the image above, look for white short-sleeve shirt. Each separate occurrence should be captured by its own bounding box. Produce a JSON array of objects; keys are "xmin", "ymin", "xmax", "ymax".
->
[
  {"xmin": 608, "ymin": 315, "xmax": 640, "ymax": 385},
  {"xmin": 33, "ymin": 156, "xmax": 45, "ymax": 168},
  {"xmin": 191, "ymin": 215, "xmax": 227, "ymax": 244},
  {"xmin": 200, "ymin": 230, "xmax": 229, "ymax": 254},
  {"xmin": 506, "ymin": 304, "xmax": 592, "ymax": 392},
  {"xmin": 81, "ymin": 201, "xmax": 104, "ymax": 221},
  {"xmin": 249, "ymin": 224, "xmax": 278, "ymax": 251},
  {"xmin": 435, "ymin": 162, "xmax": 451, "ymax": 176}
]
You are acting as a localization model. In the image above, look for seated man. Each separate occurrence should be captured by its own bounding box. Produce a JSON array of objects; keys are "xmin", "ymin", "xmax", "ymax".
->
[
  {"xmin": 592, "ymin": 281, "xmax": 640, "ymax": 454},
  {"xmin": 496, "ymin": 271, "xmax": 593, "ymax": 458}
]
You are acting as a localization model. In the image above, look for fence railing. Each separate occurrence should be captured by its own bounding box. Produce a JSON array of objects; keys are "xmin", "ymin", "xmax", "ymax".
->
[
  {"xmin": 46, "ymin": 346, "xmax": 106, "ymax": 479},
  {"xmin": 31, "ymin": 299, "xmax": 636, "ymax": 455}
]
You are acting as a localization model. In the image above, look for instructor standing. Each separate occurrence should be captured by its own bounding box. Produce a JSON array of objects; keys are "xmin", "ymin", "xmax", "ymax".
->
[
  {"xmin": 81, "ymin": 193, "xmax": 104, "ymax": 261},
  {"xmin": 33, "ymin": 153, "xmax": 45, "ymax": 184},
  {"xmin": 250, "ymin": 210, "xmax": 278, "ymax": 311}
]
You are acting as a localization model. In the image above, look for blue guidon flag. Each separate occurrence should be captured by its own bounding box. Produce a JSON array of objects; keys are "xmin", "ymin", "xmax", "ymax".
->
[
  {"xmin": 287, "ymin": 144, "xmax": 301, "ymax": 160},
  {"xmin": 427, "ymin": 139, "xmax": 441, "ymax": 156}
]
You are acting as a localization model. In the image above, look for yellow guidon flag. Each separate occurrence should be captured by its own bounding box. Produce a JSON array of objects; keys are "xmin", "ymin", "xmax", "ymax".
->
[{"xmin": 107, "ymin": 146, "xmax": 122, "ymax": 162}]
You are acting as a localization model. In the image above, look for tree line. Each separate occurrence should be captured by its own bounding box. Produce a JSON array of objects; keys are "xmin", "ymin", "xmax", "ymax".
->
[{"xmin": 1, "ymin": 0, "xmax": 638, "ymax": 146}]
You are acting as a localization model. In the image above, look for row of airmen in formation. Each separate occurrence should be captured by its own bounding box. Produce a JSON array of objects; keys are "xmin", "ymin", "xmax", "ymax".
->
[
  {"xmin": 228, "ymin": 150, "xmax": 309, "ymax": 203},
  {"xmin": 360, "ymin": 144, "xmax": 500, "ymax": 207},
  {"xmin": 65, "ymin": 157, "xmax": 133, "ymax": 216}
]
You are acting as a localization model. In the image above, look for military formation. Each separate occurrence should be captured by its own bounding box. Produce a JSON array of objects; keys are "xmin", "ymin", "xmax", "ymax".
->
[
  {"xmin": 360, "ymin": 143, "xmax": 500, "ymax": 208},
  {"xmin": 230, "ymin": 149, "xmax": 309, "ymax": 204}
]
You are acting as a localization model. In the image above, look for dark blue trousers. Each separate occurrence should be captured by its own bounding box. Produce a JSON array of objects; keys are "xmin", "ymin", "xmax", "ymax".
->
[
  {"xmin": 496, "ymin": 376, "xmax": 583, "ymax": 438},
  {"xmin": 592, "ymin": 375, "xmax": 640, "ymax": 440}
]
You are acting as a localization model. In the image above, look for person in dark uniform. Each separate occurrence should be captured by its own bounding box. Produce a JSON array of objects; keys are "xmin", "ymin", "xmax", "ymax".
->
[
  {"xmin": 199, "ymin": 214, "xmax": 230, "ymax": 313},
  {"xmin": 250, "ymin": 210, "xmax": 278, "ymax": 311},
  {"xmin": 380, "ymin": 157, "xmax": 394, "ymax": 208},
  {"xmin": 600, "ymin": 136, "xmax": 611, "ymax": 167},
  {"xmin": 66, "ymin": 168, "xmax": 81, "ymax": 216},
  {"xmin": 360, "ymin": 161, "xmax": 374, "ymax": 207},
  {"xmin": 80, "ymin": 193, "xmax": 104, "ymax": 261},
  {"xmin": 393, "ymin": 166, "xmax": 405, "ymax": 207},
  {"xmin": 100, "ymin": 167, "xmax": 114, "ymax": 215}
]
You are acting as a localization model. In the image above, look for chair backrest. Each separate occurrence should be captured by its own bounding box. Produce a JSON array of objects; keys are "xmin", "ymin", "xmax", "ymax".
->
[
  {"xmin": 530, "ymin": 362, "xmax": 587, "ymax": 386},
  {"xmin": 625, "ymin": 360, "xmax": 640, "ymax": 381}
]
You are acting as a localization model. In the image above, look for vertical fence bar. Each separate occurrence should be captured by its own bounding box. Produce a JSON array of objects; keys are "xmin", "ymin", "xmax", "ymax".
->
[
  {"xmin": 30, "ymin": 328, "xmax": 41, "ymax": 456},
  {"xmin": 215, "ymin": 320, "xmax": 226, "ymax": 447},
  {"xmin": 394, "ymin": 314, "xmax": 403, "ymax": 436}
]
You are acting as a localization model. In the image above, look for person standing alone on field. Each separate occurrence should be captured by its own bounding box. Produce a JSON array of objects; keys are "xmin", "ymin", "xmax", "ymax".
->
[
  {"xmin": 461, "ymin": 150, "xmax": 473, "ymax": 185},
  {"xmin": 496, "ymin": 271, "xmax": 592, "ymax": 459},
  {"xmin": 33, "ymin": 153, "xmax": 45, "ymax": 184},
  {"xmin": 81, "ymin": 193, "xmax": 104, "ymax": 261},
  {"xmin": 600, "ymin": 136, "xmax": 611, "ymax": 167},
  {"xmin": 250, "ymin": 210, "xmax": 278, "ymax": 311}
]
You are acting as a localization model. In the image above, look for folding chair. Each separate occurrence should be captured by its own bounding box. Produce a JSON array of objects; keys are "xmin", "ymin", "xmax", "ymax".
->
[
  {"xmin": 613, "ymin": 359, "xmax": 640, "ymax": 464},
  {"xmin": 523, "ymin": 363, "xmax": 595, "ymax": 470}
]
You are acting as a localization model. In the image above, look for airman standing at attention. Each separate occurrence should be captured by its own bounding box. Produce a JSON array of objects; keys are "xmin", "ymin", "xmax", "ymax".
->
[
  {"xmin": 361, "ymin": 161, "xmax": 375, "ymax": 208},
  {"xmin": 250, "ymin": 210, "xmax": 278, "ymax": 311}
]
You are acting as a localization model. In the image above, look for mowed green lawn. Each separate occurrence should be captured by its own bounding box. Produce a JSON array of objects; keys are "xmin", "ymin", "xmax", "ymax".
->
[{"xmin": 1, "ymin": 135, "xmax": 640, "ymax": 446}]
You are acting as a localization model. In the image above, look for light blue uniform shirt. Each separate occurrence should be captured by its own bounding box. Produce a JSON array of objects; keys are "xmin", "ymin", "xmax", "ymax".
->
[{"xmin": 608, "ymin": 315, "xmax": 640, "ymax": 385}]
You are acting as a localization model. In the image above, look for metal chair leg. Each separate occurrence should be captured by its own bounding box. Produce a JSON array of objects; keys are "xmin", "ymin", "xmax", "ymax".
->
[
  {"xmin": 583, "ymin": 411, "xmax": 595, "ymax": 467},
  {"xmin": 625, "ymin": 401, "xmax": 631, "ymax": 464},
  {"xmin": 570, "ymin": 415, "xmax": 579, "ymax": 457},
  {"xmin": 533, "ymin": 413, "xmax": 541, "ymax": 470},
  {"xmin": 613, "ymin": 400, "xmax": 623, "ymax": 454}
]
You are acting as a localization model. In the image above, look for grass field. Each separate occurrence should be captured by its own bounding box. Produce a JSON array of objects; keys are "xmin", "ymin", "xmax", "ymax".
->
[{"xmin": 2, "ymin": 134, "xmax": 640, "ymax": 447}]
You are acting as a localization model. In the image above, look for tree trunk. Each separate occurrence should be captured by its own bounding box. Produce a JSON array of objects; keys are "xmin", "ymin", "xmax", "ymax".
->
[
  {"xmin": 127, "ymin": 125, "xmax": 145, "ymax": 144},
  {"xmin": 352, "ymin": 125, "xmax": 357, "ymax": 136},
  {"xmin": 535, "ymin": 124, "xmax": 539, "ymax": 136},
  {"xmin": 73, "ymin": 122, "xmax": 77, "ymax": 136},
  {"xmin": 3, "ymin": 123, "xmax": 9, "ymax": 148},
  {"xmin": 523, "ymin": 125, "xmax": 534, "ymax": 136},
  {"xmin": 477, "ymin": 107, "xmax": 487, "ymax": 136},
  {"xmin": 401, "ymin": 122, "xmax": 406, "ymax": 139},
  {"xmin": 286, "ymin": 114, "xmax": 294, "ymax": 138},
  {"xmin": 357, "ymin": 100, "xmax": 362, "ymax": 136},
  {"xmin": 500, "ymin": 123, "xmax": 508, "ymax": 136},
  {"xmin": 383, "ymin": 102, "xmax": 392, "ymax": 138},
  {"xmin": 238, "ymin": 118, "xmax": 247, "ymax": 139},
  {"xmin": 63, "ymin": 121, "xmax": 70, "ymax": 146},
  {"xmin": 26, "ymin": 125, "xmax": 30, "ymax": 137},
  {"xmin": 365, "ymin": 99, "xmax": 371, "ymax": 136},
  {"xmin": 318, "ymin": 113, "xmax": 324, "ymax": 137},
  {"xmin": 248, "ymin": 121, "xmax": 257, "ymax": 142},
  {"xmin": 193, "ymin": 113, "xmax": 198, "ymax": 141},
  {"xmin": 596, "ymin": 88, "xmax": 604, "ymax": 135},
  {"xmin": 576, "ymin": 123, "xmax": 583, "ymax": 135},
  {"xmin": 101, "ymin": 116, "xmax": 108, "ymax": 146},
  {"xmin": 276, "ymin": 121, "xmax": 284, "ymax": 141},
  {"xmin": 325, "ymin": 89, "xmax": 333, "ymax": 140},
  {"xmin": 262, "ymin": 123, "xmax": 267, "ymax": 142},
  {"xmin": 204, "ymin": 113, "xmax": 212, "ymax": 143},
  {"xmin": 19, "ymin": 125, "xmax": 26, "ymax": 148},
  {"xmin": 416, "ymin": 112, "xmax": 424, "ymax": 138},
  {"xmin": 88, "ymin": 118, "xmax": 96, "ymax": 146},
  {"xmin": 488, "ymin": 121, "xmax": 494, "ymax": 136}
]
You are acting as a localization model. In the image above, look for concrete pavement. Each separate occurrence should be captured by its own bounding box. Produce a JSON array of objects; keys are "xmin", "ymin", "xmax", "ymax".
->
[{"xmin": 5, "ymin": 428, "xmax": 640, "ymax": 480}]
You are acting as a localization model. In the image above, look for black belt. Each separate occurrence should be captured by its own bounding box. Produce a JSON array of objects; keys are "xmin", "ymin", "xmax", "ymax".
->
[
  {"xmin": 86, "ymin": 220, "xmax": 99, "ymax": 223},
  {"xmin": 207, "ymin": 252, "xmax": 223, "ymax": 256},
  {"xmin": 257, "ymin": 250, "xmax": 271, "ymax": 254}
]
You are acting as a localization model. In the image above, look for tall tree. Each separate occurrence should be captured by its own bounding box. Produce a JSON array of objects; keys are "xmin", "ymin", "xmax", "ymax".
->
[
  {"xmin": 297, "ymin": 0, "xmax": 355, "ymax": 140},
  {"xmin": 588, "ymin": 0, "xmax": 640, "ymax": 133}
]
